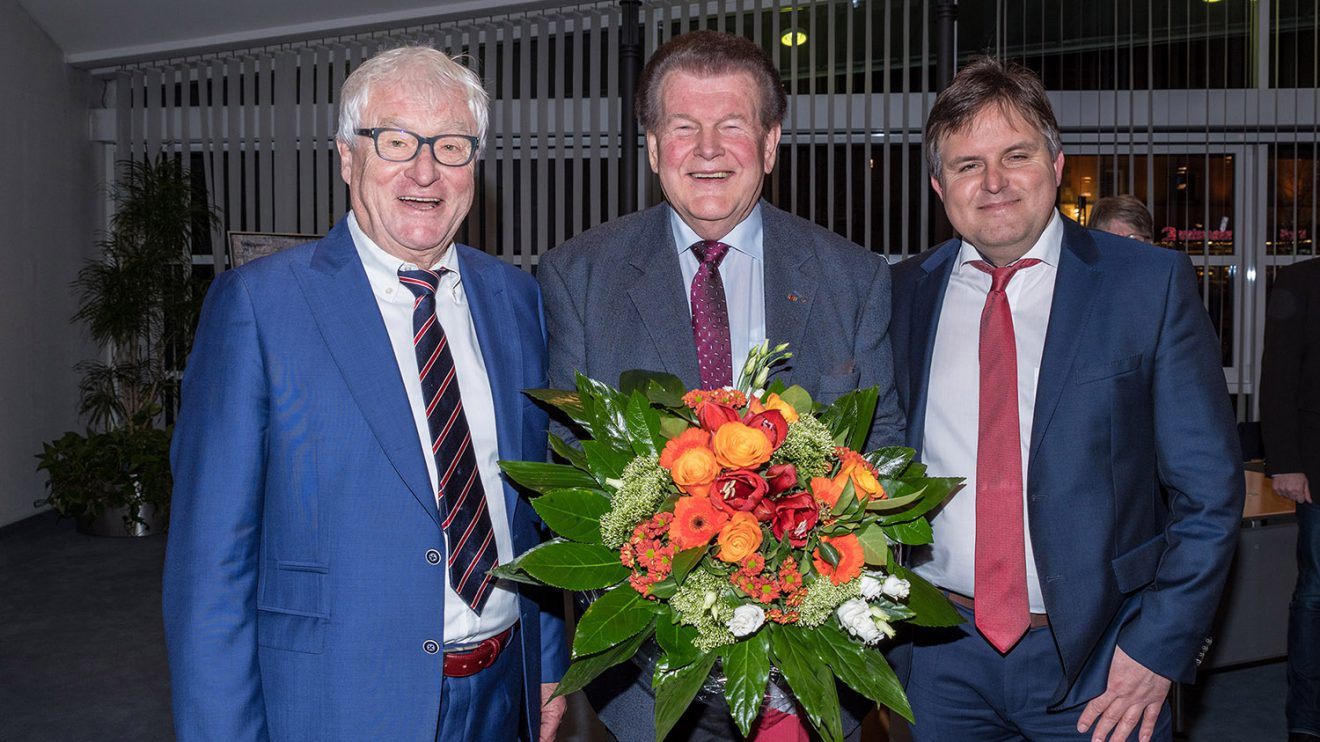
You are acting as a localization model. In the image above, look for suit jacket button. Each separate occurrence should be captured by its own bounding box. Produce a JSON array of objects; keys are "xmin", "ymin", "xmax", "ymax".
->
[
  {"xmin": 426, "ymin": 549, "xmax": 442, "ymax": 565},
  {"xmin": 423, "ymin": 640, "xmax": 440, "ymax": 655}
]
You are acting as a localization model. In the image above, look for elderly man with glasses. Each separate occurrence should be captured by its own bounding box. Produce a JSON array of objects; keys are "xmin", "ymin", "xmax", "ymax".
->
[{"xmin": 163, "ymin": 46, "xmax": 568, "ymax": 742}]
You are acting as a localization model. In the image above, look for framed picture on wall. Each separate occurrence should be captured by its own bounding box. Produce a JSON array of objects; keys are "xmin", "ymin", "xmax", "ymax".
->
[{"xmin": 226, "ymin": 231, "xmax": 320, "ymax": 269}]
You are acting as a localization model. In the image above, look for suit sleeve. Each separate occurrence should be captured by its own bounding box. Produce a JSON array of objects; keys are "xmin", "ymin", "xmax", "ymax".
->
[
  {"xmin": 1118, "ymin": 255, "xmax": 1244, "ymax": 684},
  {"xmin": 162, "ymin": 270, "xmax": 271, "ymax": 741},
  {"xmin": 857, "ymin": 257, "xmax": 907, "ymax": 449},
  {"xmin": 1260, "ymin": 265, "xmax": 1308, "ymax": 475}
]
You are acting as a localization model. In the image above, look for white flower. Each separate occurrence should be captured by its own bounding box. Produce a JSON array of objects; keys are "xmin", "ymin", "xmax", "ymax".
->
[
  {"xmin": 859, "ymin": 573, "xmax": 883, "ymax": 600},
  {"xmin": 837, "ymin": 598, "xmax": 884, "ymax": 645},
  {"xmin": 727, "ymin": 604, "xmax": 766, "ymax": 637},
  {"xmin": 881, "ymin": 574, "xmax": 911, "ymax": 600}
]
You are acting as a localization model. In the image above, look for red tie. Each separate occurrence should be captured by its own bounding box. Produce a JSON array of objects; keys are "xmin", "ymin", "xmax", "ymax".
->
[
  {"xmin": 690, "ymin": 241, "xmax": 733, "ymax": 389},
  {"xmin": 970, "ymin": 257, "xmax": 1040, "ymax": 653}
]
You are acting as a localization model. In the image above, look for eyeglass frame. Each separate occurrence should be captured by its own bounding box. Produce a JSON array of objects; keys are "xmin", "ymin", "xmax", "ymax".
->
[{"xmin": 354, "ymin": 128, "xmax": 481, "ymax": 167}]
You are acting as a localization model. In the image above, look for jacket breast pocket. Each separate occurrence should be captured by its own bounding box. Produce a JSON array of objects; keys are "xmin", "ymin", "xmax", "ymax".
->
[
  {"xmin": 1075, "ymin": 353, "xmax": 1143, "ymax": 385},
  {"xmin": 1110, "ymin": 533, "xmax": 1166, "ymax": 594}
]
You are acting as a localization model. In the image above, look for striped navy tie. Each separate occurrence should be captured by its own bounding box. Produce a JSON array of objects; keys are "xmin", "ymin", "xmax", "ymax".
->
[{"xmin": 398, "ymin": 267, "xmax": 499, "ymax": 614}]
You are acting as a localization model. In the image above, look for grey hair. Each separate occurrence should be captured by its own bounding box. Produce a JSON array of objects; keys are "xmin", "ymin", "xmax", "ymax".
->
[{"xmin": 336, "ymin": 46, "xmax": 489, "ymax": 149}]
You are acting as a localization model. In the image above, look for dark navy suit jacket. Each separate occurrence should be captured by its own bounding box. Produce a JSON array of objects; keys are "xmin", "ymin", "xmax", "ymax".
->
[
  {"xmin": 163, "ymin": 218, "xmax": 567, "ymax": 740},
  {"xmin": 890, "ymin": 217, "xmax": 1243, "ymax": 706}
]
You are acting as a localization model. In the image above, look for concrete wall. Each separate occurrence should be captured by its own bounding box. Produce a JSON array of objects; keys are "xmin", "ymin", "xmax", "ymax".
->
[{"xmin": 0, "ymin": 0, "xmax": 97, "ymax": 527}]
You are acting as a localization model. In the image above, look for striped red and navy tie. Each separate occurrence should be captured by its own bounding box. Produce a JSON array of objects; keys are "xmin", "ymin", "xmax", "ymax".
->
[{"xmin": 399, "ymin": 267, "xmax": 499, "ymax": 614}]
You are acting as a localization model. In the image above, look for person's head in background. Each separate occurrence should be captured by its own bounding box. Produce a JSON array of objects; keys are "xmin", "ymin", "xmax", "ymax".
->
[{"xmin": 1089, "ymin": 194, "xmax": 1154, "ymax": 243}]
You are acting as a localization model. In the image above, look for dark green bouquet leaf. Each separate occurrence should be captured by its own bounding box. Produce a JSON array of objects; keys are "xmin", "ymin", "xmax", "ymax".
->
[
  {"xmin": 524, "ymin": 388, "xmax": 589, "ymax": 428},
  {"xmin": 722, "ymin": 631, "xmax": 771, "ymax": 736},
  {"xmin": 531, "ymin": 489, "xmax": 610, "ymax": 544},
  {"xmin": 770, "ymin": 628, "xmax": 843, "ymax": 742},
  {"xmin": 500, "ymin": 460, "xmax": 600, "ymax": 492},
  {"xmin": 655, "ymin": 610, "xmax": 701, "ymax": 669},
  {"xmin": 818, "ymin": 387, "xmax": 879, "ymax": 453},
  {"xmin": 574, "ymin": 586, "xmax": 655, "ymax": 656},
  {"xmin": 547, "ymin": 432, "xmax": 589, "ymax": 471},
  {"xmin": 653, "ymin": 652, "xmax": 719, "ymax": 742},
  {"xmin": 882, "ymin": 518, "xmax": 934, "ymax": 546},
  {"xmin": 892, "ymin": 564, "xmax": 963, "ymax": 628},
  {"xmin": 511, "ymin": 540, "xmax": 629, "ymax": 590},
  {"xmin": 814, "ymin": 623, "xmax": 913, "ymax": 722},
  {"xmin": 554, "ymin": 625, "xmax": 653, "ymax": 698}
]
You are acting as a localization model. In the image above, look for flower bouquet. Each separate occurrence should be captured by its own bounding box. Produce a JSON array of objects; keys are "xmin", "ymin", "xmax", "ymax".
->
[{"xmin": 496, "ymin": 343, "xmax": 962, "ymax": 741}]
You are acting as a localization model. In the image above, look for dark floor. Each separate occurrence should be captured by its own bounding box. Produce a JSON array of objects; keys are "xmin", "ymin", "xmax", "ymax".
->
[{"xmin": 0, "ymin": 511, "xmax": 1290, "ymax": 741}]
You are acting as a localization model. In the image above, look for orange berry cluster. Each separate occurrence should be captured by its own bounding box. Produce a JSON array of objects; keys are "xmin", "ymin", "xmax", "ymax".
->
[{"xmin": 621, "ymin": 512, "xmax": 676, "ymax": 598}]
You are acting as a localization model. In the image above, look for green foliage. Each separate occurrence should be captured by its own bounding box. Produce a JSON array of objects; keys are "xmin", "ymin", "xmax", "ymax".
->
[
  {"xmin": 531, "ymin": 489, "xmax": 611, "ymax": 544},
  {"xmin": 721, "ymin": 631, "xmax": 771, "ymax": 735},
  {"xmin": 770, "ymin": 628, "xmax": 844, "ymax": 742},
  {"xmin": 36, "ymin": 155, "xmax": 217, "ymax": 528},
  {"xmin": 653, "ymin": 652, "xmax": 720, "ymax": 742},
  {"xmin": 573, "ymin": 586, "xmax": 655, "ymax": 656}
]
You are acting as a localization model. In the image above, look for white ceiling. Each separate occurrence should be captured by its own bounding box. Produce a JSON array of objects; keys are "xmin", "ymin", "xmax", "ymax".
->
[{"xmin": 20, "ymin": 0, "xmax": 531, "ymax": 68}]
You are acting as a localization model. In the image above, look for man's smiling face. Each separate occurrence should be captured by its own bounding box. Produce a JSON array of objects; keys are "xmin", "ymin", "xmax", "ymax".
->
[
  {"xmin": 338, "ymin": 79, "xmax": 477, "ymax": 267},
  {"xmin": 646, "ymin": 69, "xmax": 781, "ymax": 242}
]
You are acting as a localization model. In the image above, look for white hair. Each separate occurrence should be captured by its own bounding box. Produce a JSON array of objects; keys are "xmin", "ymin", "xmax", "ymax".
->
[{"xmin": 336, "ymin": 46, "xmax": 489, "ymax": 149}]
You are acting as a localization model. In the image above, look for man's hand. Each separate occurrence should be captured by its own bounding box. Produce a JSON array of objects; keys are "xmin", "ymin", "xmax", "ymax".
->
[
  {"xmin": 1271, "ymin": 472, "xmax": 1312, "ymax": 504},
  {"xmin": 539, "ymin": 682, "xmax": 567, "ymax": 742},
  {"xmin": 1076, "ymin": 646, "xmax": 1170, "ymax": 742}
]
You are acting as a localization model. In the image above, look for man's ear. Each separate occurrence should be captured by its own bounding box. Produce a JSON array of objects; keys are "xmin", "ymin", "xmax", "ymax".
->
[
  {"xmin": 930, "ymin": 174, "xmax": 946, "ymax": 202},
  {"xmin": 337, "ymin": 140, "xmax": 355, "ymax": 185},
  {"xmin": 761, "ymin": 124, "xmax": 782, "ymax": 173},
  {"xmin": 646, "ymin": 130, "xmax": 660, "ymax": 174}
]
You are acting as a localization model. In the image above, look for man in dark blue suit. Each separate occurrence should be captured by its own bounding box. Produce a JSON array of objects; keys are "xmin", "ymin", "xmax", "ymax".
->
[
  {"xmin": 163, "ymin": 47, "xmax": 567, "ymax": 741},
  {"xmin": 889, "ymin": 58, "xmax": 1242, "ymax": 742}
]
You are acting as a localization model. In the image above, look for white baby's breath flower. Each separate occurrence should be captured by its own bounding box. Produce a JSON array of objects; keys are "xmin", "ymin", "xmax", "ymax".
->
[
  {"xmin": 727, "ymin": 604, "xmax": 766, "ymax": 638},
  {"xmin": 881, "ymin": 574, "xmax": 911, "ymax": 600},
  {"xmin": 837, "ymin": 598, "xmax": 883, "ymax": 645}
]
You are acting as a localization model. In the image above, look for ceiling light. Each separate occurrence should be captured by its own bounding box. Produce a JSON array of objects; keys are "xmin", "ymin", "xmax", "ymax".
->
[{"xmin": 781, "ymin": 29, "xmax": 807, "ymax": 46}]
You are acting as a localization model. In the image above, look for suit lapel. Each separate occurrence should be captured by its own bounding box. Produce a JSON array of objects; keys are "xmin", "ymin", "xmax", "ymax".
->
[
  {"xmin": 1028, "ymin": 221, "xmax": 1102, "ymax": 470},
  {"xmin": 762, "ymin": 204, "xmax": 817, "ymax": 370},
  {"xmin": 906, "ymin": 242, "xmax": 959, "ymax": 454},
  {"xmin": 624, "ymin": 205, "xmax": 702, "ymax": 383},
  {"xmin": 292, "ymin": 221, "xmax": 440, "ymax": 526},
  {"xmin": 457, "ymin": 247, "xmax": 522, "ymax": 518}
]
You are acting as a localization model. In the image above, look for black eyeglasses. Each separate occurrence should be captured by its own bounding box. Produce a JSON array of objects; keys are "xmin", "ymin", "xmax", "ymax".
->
[{"xmin": 354, "ymin": 128, "xmax": 480, "ymax": 167}]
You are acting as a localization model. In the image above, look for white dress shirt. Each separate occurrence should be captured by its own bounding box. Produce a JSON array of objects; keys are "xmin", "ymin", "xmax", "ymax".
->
[
  {"xmin": 348, "ymin": 213, "xmax": 518, "ymax": 645},
  {"xmin": 913, "ymin": 210, "xmax": 1064, "ymax": 614},
  {"xmin": 669, "ymin": 204, "xmax": 768, "ymax": 385}
]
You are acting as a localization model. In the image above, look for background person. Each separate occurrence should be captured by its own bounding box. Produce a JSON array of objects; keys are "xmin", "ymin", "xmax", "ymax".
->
[{"xmin": 1089, "ymin": 194, "xmax": 1154, "ymax": 243}]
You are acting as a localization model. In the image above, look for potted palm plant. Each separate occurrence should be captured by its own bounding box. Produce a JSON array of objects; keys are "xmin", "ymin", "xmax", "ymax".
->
[{"xmin": 36, "ymin": 154, "xmax": 218, "ymax": 536}]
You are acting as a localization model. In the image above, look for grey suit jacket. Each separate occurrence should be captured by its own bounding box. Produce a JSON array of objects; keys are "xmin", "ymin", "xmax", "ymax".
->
[{"xmin": 539, "ymin": 200, "xmax": 905, "ymax": 450}]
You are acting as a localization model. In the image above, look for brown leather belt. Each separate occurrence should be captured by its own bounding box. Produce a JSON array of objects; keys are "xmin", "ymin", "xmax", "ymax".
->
[
  {"xmin": 444, "ymin": 624, "xmax": 515, "ymax": 677},
  {"xmin": 947, "ymin": 592, "xmax": 1050, "ymax": 630}
]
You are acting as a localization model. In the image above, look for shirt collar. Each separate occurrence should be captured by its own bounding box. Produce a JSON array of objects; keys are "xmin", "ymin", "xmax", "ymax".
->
[
  {"xmin": 668, "ymin": 202, "xmax": 764, "ymax": 262},
  {"xmin": 347, "ymin": 212, "xmax": 461, "ymax": 293},
  {"xmin": 956, "ymin": 209, "xmax": 1063, "ymax": 273}
]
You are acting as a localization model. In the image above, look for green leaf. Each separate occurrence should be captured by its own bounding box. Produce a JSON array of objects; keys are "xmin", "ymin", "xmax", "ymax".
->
[
  {"xmin": 659, "ymin": 415, "xmax": 690, "ymax": 440},
  {"xmin": 892, "ymin": 564, "xmax": 963, "ymax": 628},
  {"xmin": 573, "ymin": 586, "xmax": 655, "ymax": 656},
  {"xmin": 722, "ymin": 632, "xmax": 771, "ymax": 736},
  {"xmin": 814, "ymin": 623, "xmax": 912, "ymax": 722},
  {"xmin": 653, "ymin": 651, "xmax": 719, "ymax": 742},
  {"xmin": 856, "ymin": 523, "xmax": 892, "ymax": 566},
  {"xmin": 515, "ymin": 540, "xmax": 629, "ymax": 590},
  {"xmin": 655, "ymin": 611, "xmax": 701, "ymax": 669},
  {"xmin": 817, "ymin": 539, "xmax": 841, "ymax": 568},
  {"xmin": 500, "ymin": 460, "xmax": 601, "ymax": 492},
  {"xmin": 777, "ymin": 384, "xmax": 814, "ymax": 416},
  {"xmin": 863, "ymin": 485, "xmax": 929, "ymax": 513},
  {"xmin": 524, "ymin": 387, "xmax": 588, "ymax": 427},
  {"xmin": 831, "ymin": 479, "xmax": 858, "ymax": 516},
  {"xmin": 624, "ymin": 391, "xmax": 664, "ymax": 457},
  {"xmin": 879, "ymin": 477, "xmax": 962, "ymax": 524},
  {"xmin": 532, "ymin": 489, "xmax": 611, "ymax": 543},
  {"xmin": 770, "ymin": 628, "xmax": 843, "ymax": 742},
  {"xmin": 554, "ymin": 624, "xmax": 653, "ymax": 698},
  {"xmin": 619, "ymin": 369, "xmax": 687, "ymax": 406},
  {"xmin": 487, "ymin": 560, "xmax": 546, "ymax": 587},
  {"xmin": 819, "ymin": 387, "xmax": 879, "ymax": 453},
  {"xmin": 548, "ymin": 432, "xmax": 589, "ymax": 471},
  {"xmin": 582, "ymin": 440, "xmax": 632, "ymax": 481},
  {"xmin": 576, "ymin": 372, "xmax": 632, "ymax": 450},
  {"xmin": 669, "ymin": 546, "xmax": 707, "ymax": 584},
  {"xmin": 863, "ymin": 446, "xmax": 915, "ymax": 477},
  {"xmin": 647, "ymin": 577, "xmax": 679, "ymax": 599},
  {"xmin": 882, "ymin": 518, "xmax": 933, "ymax": 546}
]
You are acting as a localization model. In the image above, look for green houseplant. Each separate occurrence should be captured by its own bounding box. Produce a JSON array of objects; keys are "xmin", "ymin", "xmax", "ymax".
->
[{"xmin": 36, "ymin": 154, "xmax": 217, "ymax": 535}]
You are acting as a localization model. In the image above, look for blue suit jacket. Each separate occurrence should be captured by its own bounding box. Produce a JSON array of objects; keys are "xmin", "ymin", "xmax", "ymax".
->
[
  {"xmin": 163, "ymin": 218, "xmax": 568, "ymax": 741},
  {"xmin": 890, "ymin": 217, "xmax": 1243, "ymax": 706}
]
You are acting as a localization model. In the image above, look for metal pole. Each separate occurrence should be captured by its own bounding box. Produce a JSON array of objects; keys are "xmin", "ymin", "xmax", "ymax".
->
[
  {"xmin": 935, "ymin": 0, "xmax": 958, "ymax": 92},
  {"xmin": 619, "ymin": 0, "xmax": 642, "ymax": 214}
]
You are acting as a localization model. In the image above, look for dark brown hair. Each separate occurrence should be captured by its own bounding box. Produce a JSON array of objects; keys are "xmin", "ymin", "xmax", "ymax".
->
[
  {"xmin": 1089, "ymin": 194, "xmax": 1155, "ymax": 241},
  {"xmin": 924, "ymin": 57, "xmax": 1062, "ymax": 181},
  {"xmin": 636, "ymin": 30, "xmax": 787, "ymax": 133}
]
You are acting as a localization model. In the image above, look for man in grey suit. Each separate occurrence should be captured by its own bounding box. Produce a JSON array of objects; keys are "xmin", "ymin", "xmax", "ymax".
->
[{"xmin": 538, "ymin": 29, "xmax": 904, "ymax": 741}]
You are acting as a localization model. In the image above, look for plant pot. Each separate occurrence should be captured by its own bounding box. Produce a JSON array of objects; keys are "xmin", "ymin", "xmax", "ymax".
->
[{"xmin": 77, "ymin": 504, "xmax": 166, "ymax": 537}]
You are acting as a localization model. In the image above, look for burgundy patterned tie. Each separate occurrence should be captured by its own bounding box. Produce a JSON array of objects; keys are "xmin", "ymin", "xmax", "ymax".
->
[
  {"xmin": 399, "ymin": 267, "xmax": 499, "ymax": 614},
  {"xmin": 690, "ymin": 240, "xmax": 732, "ymax": 389},
  {"xmin": 969, "ymin": 257, "xmax": 1040, "ymax": 652}
]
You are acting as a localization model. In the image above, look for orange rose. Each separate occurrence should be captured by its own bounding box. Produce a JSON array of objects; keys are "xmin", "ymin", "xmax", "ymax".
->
[
  {"xmin": 670, "ymin": 446, "xmax": 720, "ymax": 496},
  {"xmin": 711, "ymin": 422, "xmax": 774, "ymax": 469},
  {"xmin": 812, "ymin": 533, "xmax": 864, "ymax": 585},
  {"xmin": 750, "ymin": 392, "xmax": 800, "ymax": 424},
  {"xmin": 835, "ymin": 466, "xmax": 886, "ymax": 501},
  {"xmin": 810, "ymin": 476, "xmax": 844, "ymax": 508},
  {"xmin": 660, "ymin": 427, "xmax": 711, "ymax": 469},
  {"xmin": 669, "ymin": 496, "xmax": 730, "ymax": 550},
  {"xmin": 716, "ymin": 512, "xmax": 764, "ymax": 563}
]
